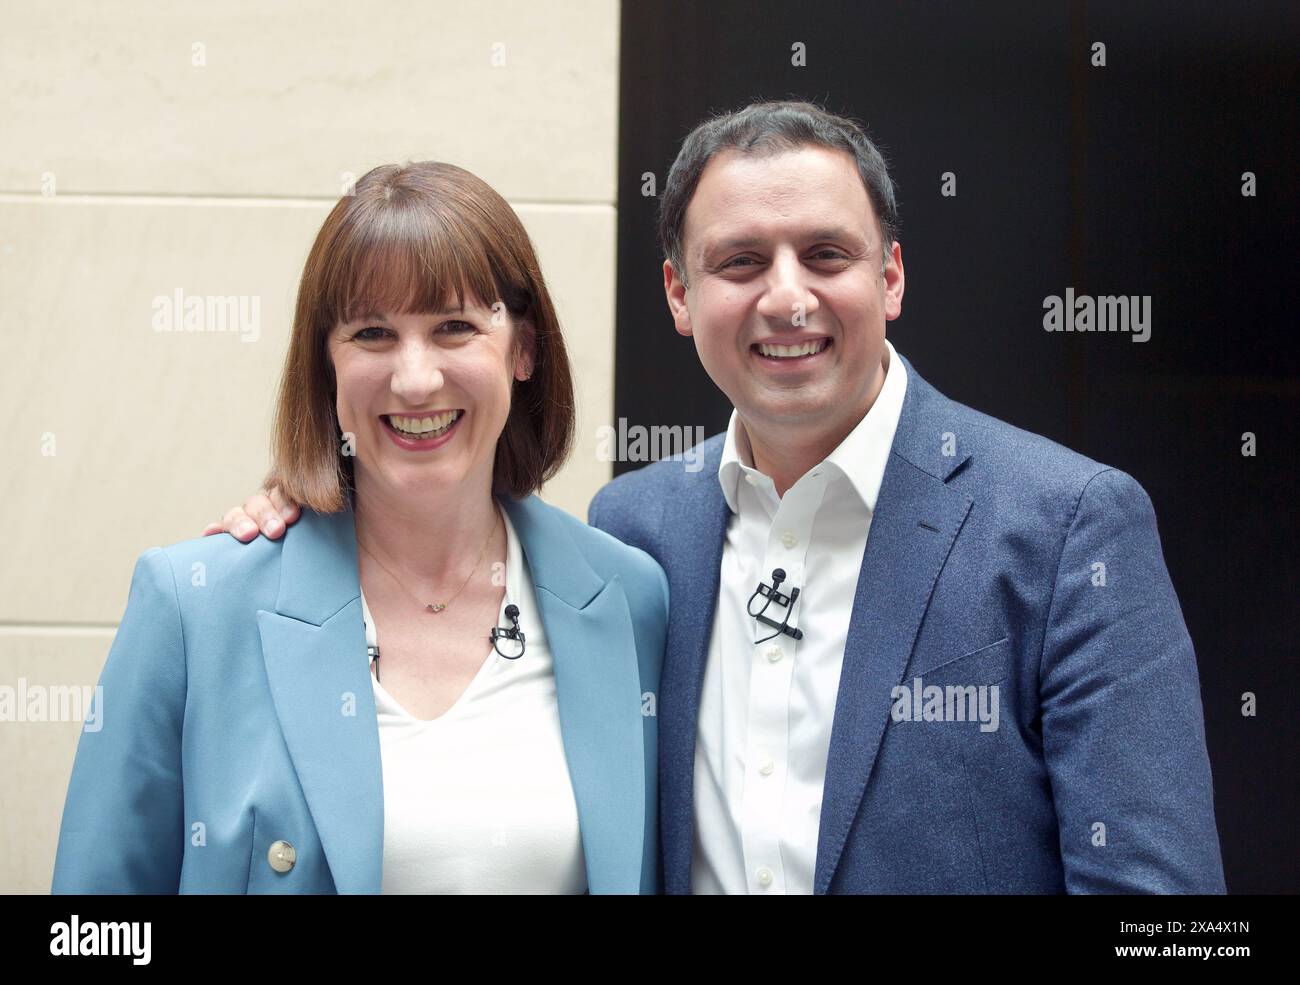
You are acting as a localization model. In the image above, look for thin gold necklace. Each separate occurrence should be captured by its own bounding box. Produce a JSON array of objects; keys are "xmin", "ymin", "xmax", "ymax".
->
[{"xmin": 356, "ymin": 507, "xmax": 499, "ymax": 614}]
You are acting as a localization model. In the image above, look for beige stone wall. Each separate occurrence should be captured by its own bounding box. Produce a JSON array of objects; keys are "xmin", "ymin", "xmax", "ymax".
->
[{"xmin": 0, "ymin": 1, "xmax": 619, "ymax": 893}]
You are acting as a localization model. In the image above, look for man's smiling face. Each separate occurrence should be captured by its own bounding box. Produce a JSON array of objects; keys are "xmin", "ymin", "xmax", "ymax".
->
[{"xmin": 665, "ymin": 144, "xmax": 904, "ymax": 452}]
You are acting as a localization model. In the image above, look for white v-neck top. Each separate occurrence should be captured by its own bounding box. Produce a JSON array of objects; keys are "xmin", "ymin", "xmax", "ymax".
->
[{"xmin": 359, "ymin": 507, "xmax": 587, "ymax": 894}]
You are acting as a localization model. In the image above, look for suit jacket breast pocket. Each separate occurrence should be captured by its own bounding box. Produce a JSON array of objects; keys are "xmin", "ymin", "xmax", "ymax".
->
[
  {"xmin": 908, "ymin": 636, "xmax": 1011, "ymax": 688},
  {"xmin": 890, "ymin": 636, "xmax": 1011, "ymax": 743},
  {"xmin": 888, "ymin": 635, "xmax": 1013, "ymax": 796},
  {"xmin": 893, "ymin": 636, "xmax": 1012, "ymax": 751}
]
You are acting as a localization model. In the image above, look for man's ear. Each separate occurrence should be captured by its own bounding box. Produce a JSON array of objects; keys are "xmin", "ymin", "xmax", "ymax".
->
[
  {"xmin": 883, "ymin": 240, "xmax": 905, "ymax": 322},
  {"xmin": 663, "ymin": 259, "xmax": 692, "ymax": 337},
  {"xmin": 513, "ymin": 318, "xmax": 537, "ymax": 381}
]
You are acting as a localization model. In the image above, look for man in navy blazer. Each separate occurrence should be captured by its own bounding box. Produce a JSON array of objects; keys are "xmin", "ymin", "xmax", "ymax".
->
[{"xmin": 587, "ymin": 100, "xmax": 1225, "ymax": 894}]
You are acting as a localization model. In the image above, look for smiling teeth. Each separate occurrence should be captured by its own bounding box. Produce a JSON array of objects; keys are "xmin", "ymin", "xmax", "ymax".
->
[
  {"xmin": 758, "ymin": 339, "xmax": 829, "ymax": 358},
  {"xmin": 388, "ymin": 410, "xmax": 460, "ymax": 436}
]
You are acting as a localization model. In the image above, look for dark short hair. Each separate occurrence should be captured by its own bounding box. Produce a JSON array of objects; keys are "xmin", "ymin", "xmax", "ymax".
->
[
  {"xmin": 658, "ymin": 100, "xmax": 901, "ymax": 281},
  {"xmin": 265, "ymin": 161, "xmax": 575, "ymax": 511}
]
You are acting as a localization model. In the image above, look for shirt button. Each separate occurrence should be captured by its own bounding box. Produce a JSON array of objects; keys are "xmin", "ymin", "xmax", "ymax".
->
[
  {"xmin": 766, "ymin": 645, "xmax": 783, "ymax": 663},
  {"xmin": 267, "ymin": 840, "xmax": 296, "ymax": 873},
  {"xmin": 756, "ymin": 867, "xmax": 774, "ymax": 888},
  {"xmin": 782, "ymin": 531, "xmax": 798, "ymax": 549},
  {"xmin": 759, "ymin": 757, "xmax": 775, "ymax": 776}
]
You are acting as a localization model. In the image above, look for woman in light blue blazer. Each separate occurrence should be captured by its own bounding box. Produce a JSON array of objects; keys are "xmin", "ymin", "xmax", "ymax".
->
[{"xmin": 51, "ymin": 162, "xmax": 667, "ymax": 894}]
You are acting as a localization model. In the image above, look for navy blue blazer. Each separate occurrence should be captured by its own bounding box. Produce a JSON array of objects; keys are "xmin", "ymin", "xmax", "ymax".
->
[
  {"xmin": 52, "ymin": 494, "xmax": 667, "ymax": 894},
  {"xmin": 588, "ymin": 351, "xmax": 1226, "ymax": 894}
]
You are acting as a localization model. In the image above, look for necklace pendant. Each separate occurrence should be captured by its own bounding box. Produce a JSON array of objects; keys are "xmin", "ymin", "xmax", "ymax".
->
[{"xmin": 427, "ymin": 602, "xmax": 446, "ymax": 613}]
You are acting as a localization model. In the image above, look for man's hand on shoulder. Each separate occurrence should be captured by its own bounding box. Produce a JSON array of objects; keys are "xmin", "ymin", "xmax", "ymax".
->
[{"xmin": 201, "ymin": 487, "xmax": 301, "ymax": 542}]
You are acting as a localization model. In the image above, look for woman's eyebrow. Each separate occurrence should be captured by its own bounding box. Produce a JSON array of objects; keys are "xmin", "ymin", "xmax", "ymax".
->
[{"xmin": 351, "ymin": 303, "xmax": 472, "ymax": 322}]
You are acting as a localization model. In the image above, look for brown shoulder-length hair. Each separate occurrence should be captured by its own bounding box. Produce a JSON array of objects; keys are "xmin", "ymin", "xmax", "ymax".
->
[{"xmin": 264, "ymin": 161, "xmax": 575, "ymax": 512}]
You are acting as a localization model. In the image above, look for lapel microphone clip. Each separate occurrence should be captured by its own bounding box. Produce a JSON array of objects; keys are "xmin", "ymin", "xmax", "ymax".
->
[
  {"xmin": 747, "ymin": 567, "xmax": 804, "ymax": 643},
  {"xmin": 491, "ymin": 603, "xmax": 527, "ymax": 659},
  {"xmin": 369, "ymin": 603, "xmax": 527, "ymax": 683}
]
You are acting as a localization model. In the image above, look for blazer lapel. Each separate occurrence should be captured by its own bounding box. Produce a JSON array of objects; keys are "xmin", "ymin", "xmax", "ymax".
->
[
  {"xmin": 256, "ymin": 504, "xmax": 384, "ymax": 895},
  {"xmin": 502, "ymin": 495, "xmax": 647, "ymax": 894},
  {"xmin": 813, "ymin": 356, "xmax": 974, "ymax": 894},
  {"xmin": 658, "ymin": 442, "xmax": 731, "ymax": 895}
]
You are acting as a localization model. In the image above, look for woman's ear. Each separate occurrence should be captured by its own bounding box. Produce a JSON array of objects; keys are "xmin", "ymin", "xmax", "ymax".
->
[{"xmin": 514, "ymin": 318, "xmax": 537, "ymax": 381}]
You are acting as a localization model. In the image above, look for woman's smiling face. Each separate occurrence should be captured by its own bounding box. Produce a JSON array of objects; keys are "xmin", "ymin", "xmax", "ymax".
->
[{"xmin": 330, "ymin": 296, "xmax": 533, "ymax": 499}]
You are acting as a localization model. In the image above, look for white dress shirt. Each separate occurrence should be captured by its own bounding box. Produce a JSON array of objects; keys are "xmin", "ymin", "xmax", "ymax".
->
[
  {"xmin": 691, "ymin": 337, "xmax": 909, "ymax": 894},
  {"xmin": 361, "ymin": 507, "xmax": 587, "ymax": 894}
]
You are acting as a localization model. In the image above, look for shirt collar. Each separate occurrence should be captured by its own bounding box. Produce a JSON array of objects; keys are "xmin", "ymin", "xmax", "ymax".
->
[{"xmin": 717, "ymin": 336, "xmax": 909, "ymax": 514}]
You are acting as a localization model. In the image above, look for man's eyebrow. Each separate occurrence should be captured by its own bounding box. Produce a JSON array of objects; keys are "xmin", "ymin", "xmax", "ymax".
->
[
  {"xmin": 699, "ymin": 227, "xmax": 868, "ymax": 259},
  {"xmin": 698, "ymin": 235, "xmax": 765, "ymax": 258},
  {"xmin": 804, "ymin": 226, "xmax": 868, "ymax": 245}
]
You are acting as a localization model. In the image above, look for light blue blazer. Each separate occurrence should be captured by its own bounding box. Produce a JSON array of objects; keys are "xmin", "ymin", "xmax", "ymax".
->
[{"xmin": 52, "ymin": 494, "xmax": 667, "ymax": 894}]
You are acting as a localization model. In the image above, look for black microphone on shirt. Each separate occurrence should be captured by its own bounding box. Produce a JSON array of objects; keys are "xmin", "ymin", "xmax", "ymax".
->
[
  {"xmin": 491, "ymin": 603, "xmax": 527, "ymax": 660},
  {"xmin": 370, "ymin": 604, "xmax": 527, "ymax": 683},
  {"xmin": 747, "ymin": 567, "xmax": 804, "ymax": 643}
]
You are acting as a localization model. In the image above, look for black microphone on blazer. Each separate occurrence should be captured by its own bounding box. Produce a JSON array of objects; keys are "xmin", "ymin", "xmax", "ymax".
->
[{"xmin": 747, "ymin": 567, "xmax": 804, "ymax": 643}]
